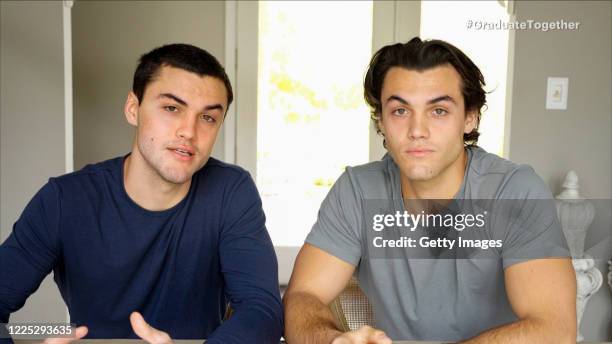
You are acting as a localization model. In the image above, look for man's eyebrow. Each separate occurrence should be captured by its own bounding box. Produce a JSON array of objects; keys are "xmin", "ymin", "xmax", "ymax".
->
[
  {"xmin": 204, "ymin": 104, "xmax": 224, "ymax": 112},
  {"xmin": 158, "ymin": 93, "xmax": 187, "ymax": 106},
  {"xmin": 386, "ymin": 95, "xmax": 410, "ymax": 105},
  {"xmin": 427, "ymin": 95, "xmax": 457, "ymax": 105},
  {"xmin": 385, "ymin": 94, "xmax": 458, "ymax": 106},
  {"xmin": 158, "ymin": 93, "xmax": 224, "ymax": 113}
]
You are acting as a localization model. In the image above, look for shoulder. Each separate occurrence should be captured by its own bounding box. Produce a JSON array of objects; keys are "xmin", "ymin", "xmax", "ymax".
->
[
  {"xmin": 48, "ymin": 156, "xmax": 124, "ymax": 192},
  {"xmin": 193, "ymin": 157, "xmax": 260, "ymax": 204},
  {"xmin": 346, "ymin": 157, "xmax": 388, "ymax": 179},
  {"xmin": 499, "ymin": 165, "xmax": 553, "ymax": 199},
  {"xmin": 199, "ymin": 157, "xmax": 250, "ymax": 177},
  {"xmin": 341, "ymin": 155, "xmax": 395, "ymax": 199},
  {"xmin": 195, "ymin": 157, "xmax": 253, "ymax": 186},
  {"xmin": 467, "ymin": 146, "xmax": 552, "ymax": 199},
  {"xmin": 468, "ymin": 146, "xmax": 522, "ymax": 177}
]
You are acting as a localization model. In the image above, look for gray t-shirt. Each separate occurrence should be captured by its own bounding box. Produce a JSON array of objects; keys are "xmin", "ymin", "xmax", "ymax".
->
[{"xmin": 305, "ymin": 146, "xmax": 569, "ymax": 341}]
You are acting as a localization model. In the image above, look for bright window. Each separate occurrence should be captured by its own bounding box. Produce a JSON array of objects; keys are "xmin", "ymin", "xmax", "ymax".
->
[{"xmin": 257, "ymin": 1, "xmax": 373, "ymax": 246}]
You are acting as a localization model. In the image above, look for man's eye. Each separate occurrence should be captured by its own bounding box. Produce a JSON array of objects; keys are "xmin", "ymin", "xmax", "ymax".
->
[
  {"xmin": 164, "ymin": 105, "xmax": 178, "ymax": 112},
  {"xmin": 201, "ymin": 114, "xmax": 216, "ymax": 123},
  {"xmin": 391, "ymin": 108, "xmax": 407, "ymax": 116},
  {"xmin": 433, "ymin": 108, "xmax": 448, "ymax": 116}
]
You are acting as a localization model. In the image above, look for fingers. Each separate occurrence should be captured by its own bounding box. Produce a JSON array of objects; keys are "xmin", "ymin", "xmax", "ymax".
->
[
  {"xmin": 365, "ymin": 327, "xmax": 392, "ymax": 344},
  {"xmin": 130, "ymin": 312, "xmax": 155, "ymax": 340},
  {"xmin": 359, "ymin": 325, "xmax": 391, "ymax": 344},
  {"xmin": 130, "ymin": 312, "xmax": 172, "ymax": 344},
  {"xmin": 43, "ymin": 326, "xmax": 88, "ymax": 344},
  {"xmin": 331, "ymin": 325, "xmax": 392, "ymax": 344}
]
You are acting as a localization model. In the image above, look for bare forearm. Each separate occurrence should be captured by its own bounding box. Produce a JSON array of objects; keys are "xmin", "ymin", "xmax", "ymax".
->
[
  {"xmin": 283, "ymin": 291, "xmax": 343, "ymax": 344},
  {"xmin": 461, "ymin": 317, "xmax": 575, "ymax": 344}
]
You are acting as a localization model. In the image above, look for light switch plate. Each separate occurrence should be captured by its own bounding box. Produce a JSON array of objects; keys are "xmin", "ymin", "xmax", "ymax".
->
[{"xmin": 546, "ymin": 77, "xmax": 569, "ymax": 110}]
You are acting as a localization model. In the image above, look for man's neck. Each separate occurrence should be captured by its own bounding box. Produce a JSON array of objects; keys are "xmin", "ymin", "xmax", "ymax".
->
[
  {"xmin": 400, "ymin": 149, "xmax": 467, "ymax": 200},
  {"xmin": 123, "ymin": 154, "xmax": 191, "ymax": 211}
]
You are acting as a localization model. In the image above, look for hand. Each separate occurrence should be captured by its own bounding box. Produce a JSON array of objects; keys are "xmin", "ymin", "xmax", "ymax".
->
[
  {"xmin": 331, "ymin": 325, "xmax": 392, "ymax": 344},
  {"xmin": 130, "ymin": 312, "xmax": 173, "ymax": 344},
  {"xmin": 42, "ymin": 326, "xmax": 88, "ymax": 344}
]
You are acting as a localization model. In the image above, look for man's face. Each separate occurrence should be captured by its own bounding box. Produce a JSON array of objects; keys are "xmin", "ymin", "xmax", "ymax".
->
[
  {"xmin": 378, "ymin": 65, "xmax": 477, "ymax": 183},
  {"xmin": 125, "ymin": 65, "xmax": 227, "ymax": 185}
]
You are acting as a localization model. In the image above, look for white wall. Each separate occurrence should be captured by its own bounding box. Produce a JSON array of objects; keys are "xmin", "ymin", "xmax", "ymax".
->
[
  {"xmin": 509, "ymin": 1, "xmax": 612, "ymax": 341},
  {"xmin": 1, "ymin": 0, "xmax": 68, "ymax": 322}
]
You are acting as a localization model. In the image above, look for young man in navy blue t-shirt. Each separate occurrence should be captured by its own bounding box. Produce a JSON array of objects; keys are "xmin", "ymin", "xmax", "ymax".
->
[{"xmin": 0, "ymin": 44, "xmax": 282, "ymax": 343}]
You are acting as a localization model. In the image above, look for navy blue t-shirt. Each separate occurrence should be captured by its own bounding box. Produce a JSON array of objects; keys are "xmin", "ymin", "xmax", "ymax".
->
[{"xmin": 0, "ymin": 155, "xmax": 283, "ymax": 343}]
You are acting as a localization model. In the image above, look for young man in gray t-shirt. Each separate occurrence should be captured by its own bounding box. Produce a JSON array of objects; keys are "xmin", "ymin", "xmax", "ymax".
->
[{"xmin": 283, "ymin": 37, "xmax": 576, "ymax": 343}]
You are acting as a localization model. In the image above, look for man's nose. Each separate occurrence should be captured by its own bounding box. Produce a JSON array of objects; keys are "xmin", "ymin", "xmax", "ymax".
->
[
  {"xmin": 407, "ymin": 112, "xmax": 429, "ymax": 140},
  {"xmin": 176, "ymin": 115, "xmax": 197, "ymax": 140}
]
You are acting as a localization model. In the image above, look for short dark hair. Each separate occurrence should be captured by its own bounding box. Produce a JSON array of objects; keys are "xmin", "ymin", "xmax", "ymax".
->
[
  {"xmin": 364, "ymin": 37, "xmax": 486, "ymax": 146},
  {"xmin": 132, "ymin": 43, "xmax": 233, "ymax": 111}
]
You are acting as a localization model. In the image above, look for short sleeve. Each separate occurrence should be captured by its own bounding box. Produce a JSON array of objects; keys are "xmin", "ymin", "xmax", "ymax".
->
[
  {"xmin": 305, "ymin": 170, "xmax": 363, "ymax": 266},
  {"xmin": 493, "ymin": 166, "xmax": 570, "ymax": 269}
]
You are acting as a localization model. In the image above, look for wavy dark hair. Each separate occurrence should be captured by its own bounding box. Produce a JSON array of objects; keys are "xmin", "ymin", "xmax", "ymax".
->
[
  {"xmin": 364, "ymin": 37, "xmax": 486, "ymax": 147},
  {"xmin": 132, "ymin": 43, "xmax": 233, "ymax": 113}
]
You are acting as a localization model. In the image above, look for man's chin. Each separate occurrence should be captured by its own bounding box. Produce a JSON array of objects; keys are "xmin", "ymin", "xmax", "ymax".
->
[
  {"xmin": 165, "ymin": 176, "xmax": 191, "ymax": 185},
  {"xmin": 402, "ymin": 166, "xmax": 437, "ymax": 182},
  {"xmin": 159, "ymin": 168, "xmax": 194, "ymax": 185}
]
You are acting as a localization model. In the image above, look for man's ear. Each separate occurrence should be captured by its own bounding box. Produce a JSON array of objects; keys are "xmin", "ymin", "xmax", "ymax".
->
[
  {"xmin": 124, "ymin": 91, "xmax": 140, "ymax": 127},
  {"xmin": 464, "ymin": 110, "xmax": 478, "ymax": 134}
]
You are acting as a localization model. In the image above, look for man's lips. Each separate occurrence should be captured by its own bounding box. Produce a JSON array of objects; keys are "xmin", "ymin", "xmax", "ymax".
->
[
  {"xmin": 405, "ymin": 148, "xmax": 434, "ymax": 157},
  {"xmin": 168, "ymin": 145, "xmax": 195, "ymax": 159}
]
